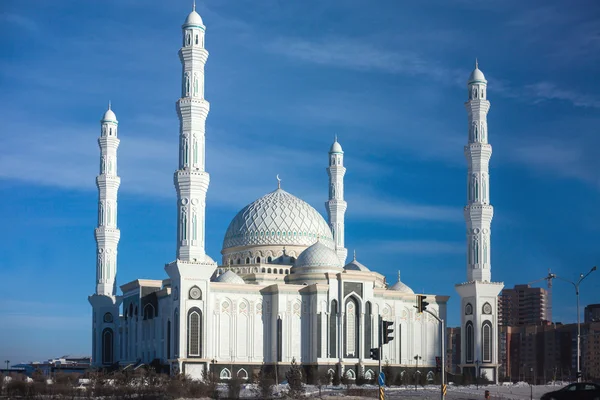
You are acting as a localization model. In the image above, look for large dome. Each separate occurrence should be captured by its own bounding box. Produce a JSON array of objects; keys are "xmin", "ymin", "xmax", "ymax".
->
[{"xmin": 222, "ymin": 188, "xmax": 334, "ymax": 251}]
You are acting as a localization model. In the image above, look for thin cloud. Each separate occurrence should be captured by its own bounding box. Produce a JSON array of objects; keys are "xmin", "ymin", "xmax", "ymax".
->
[
  {"xmin": 348, "ymin": 194, "xmax": 461, "ymax": 223},
  {"xmin": 0, "ymin": 13, "xmax": 39, "ymax": 32},
  {"xmin": 371, "ymin": 240, "xmax": 464, "ymax": 255}
]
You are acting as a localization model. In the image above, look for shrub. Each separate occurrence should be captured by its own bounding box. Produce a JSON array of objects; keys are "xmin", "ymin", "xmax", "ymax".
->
[
  {"xmin": 285, "ymin": 357, "xmax": 304, "ymax": 398},
  {"xmin": 256, "ymin": 365, "xmax": 275, "ymax": 399},
  {"xmin": 228, "ymin": 375, "xmax": 243, "ymax": 399}
]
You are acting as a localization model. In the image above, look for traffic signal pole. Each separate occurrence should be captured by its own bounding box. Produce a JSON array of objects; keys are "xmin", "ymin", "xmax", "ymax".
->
[{"xmin": 424, "ymin": 309, "xmax": 445, "ymax": 400}]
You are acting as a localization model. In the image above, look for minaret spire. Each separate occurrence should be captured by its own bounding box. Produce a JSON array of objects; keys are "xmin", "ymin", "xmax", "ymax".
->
[
  {"xmin": 95, "ymin": 103, "xmax": 121, "ymax": 296},
  {"xmin": 326, "ymin": 136, "xmax": 348, "ymax": 265},
  {"xmin": 174, "ymin": 5, "xmax": 211, "ymax": 263}
]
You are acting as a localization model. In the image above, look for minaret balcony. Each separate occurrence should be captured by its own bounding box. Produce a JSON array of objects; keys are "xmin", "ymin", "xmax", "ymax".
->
[
  {"xmin": 464, "ymin": 204, "xmax": 494, "ymax": 222},
  {"xmin": 464, "ymin": 100, "xmax": 490, "ymax": 114},
  {"xmin": 179, "ymin": 47, "xmax": 209, "ymax": 64},
  {"xmin": 177, "ymin": 98, "xmax": 210, "ymax": 121},
  {"xmin": 96, "ymin": 175, "xmax": 121, "ymax": 191}
]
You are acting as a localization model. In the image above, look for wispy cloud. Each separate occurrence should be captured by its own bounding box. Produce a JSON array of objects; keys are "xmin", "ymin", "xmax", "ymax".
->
[
  {"xmin": 266, "ymin": 36, "xmax": 466, "ymax": 86},
  {"xmin": 525, "ymin": 82, "xmax": 600, "ymax": 109},
  {"xmin": 349, "ymin": 194, "xmax": 462, "ymax": 222},
  {"xmin": 370, "ymin": 240, "xmax": 464, "ymax": 255},
  {"xmin": 0, "ymin": 13, "xmax": 39, "ymax": 32}
]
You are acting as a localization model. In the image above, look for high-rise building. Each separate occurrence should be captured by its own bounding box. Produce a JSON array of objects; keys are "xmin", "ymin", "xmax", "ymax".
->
[
  {"xmin": 499, "ymin": 284, "xmax": 549, "ymax": 326},
  {"xmin": 584, "ymin": 304, "xmax": 600, "ymax": 323},
  {"xmin": 446, "ymin": 327, "xmax": 461, "ymax": 374}
]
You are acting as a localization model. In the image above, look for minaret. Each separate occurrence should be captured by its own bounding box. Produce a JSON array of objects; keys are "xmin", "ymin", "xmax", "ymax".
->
[
  {"xmin": 326, "ymin": 136, "xmax": 348, "ymax": 265},
  {"xmin": 95, "ymin": 102, "xmax": 121, "ymax": 296},
  {"xmin": 174, "ymin": 2, "xmax": 211, "ymax": 262},
  {"xmin": 89, "ymin": 103, "xmax": 122, "ymax": 368},
  {"xmin": 456, "ymin": 61, "xmax": 503, "ymax": 383},
  {"xmin": 464, "ymin": 59, "xmax": 493, "ymax": 283}
]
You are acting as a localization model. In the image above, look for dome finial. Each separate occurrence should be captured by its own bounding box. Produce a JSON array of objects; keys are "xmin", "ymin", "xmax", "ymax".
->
[
  {"xmin": 108, "ymin": 100, "xmax": 111, "ymax": 110},
  {"xmin": 398, "ymin": 270, "xmax": 401, "ymax": 282},
  {"xmin": 276, "ymin": 174, "xmax": 281, "ymax": 189},
  {"xmin": 353, "ymin": 249, "xmax": 356, "ymax": 260},
  {"xmin": 192, "ymin": 0, "xmax": 196, "ymax": 11},
  {"xmin": 475, "ymin": 58, "xmax": 479, "ymax": 69}
]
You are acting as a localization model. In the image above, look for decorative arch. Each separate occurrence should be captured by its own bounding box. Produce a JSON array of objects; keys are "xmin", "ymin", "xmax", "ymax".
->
[
  {"xmin": 345, "ymin": 368, "xmax": 356, "ymax": 380},
  {"xmin": 465, "ymin": 303, "xmax": 473, "ymax": 315},
  {"xmin": 187, "ymin": 307, "xmax": 202, "ymax": 357},
  {"xmin": 427, "ymin": 371, "xmax": 434, "ymax": 382},
  {"xmin": 364, "ymin": 369, "xmax": 374, "ymax": 380},
  {"xmin": 465, "ymin": 321, "xmax": 474, "ymax": 363},
  {"xmin": 102, "ymin": 327, "xmax": 114, "ymax": 365},
  {"xmin": 364, "ymin": 301, "xmax": 372, "ymax": 359},
  {"xmin": 482, "ymin": 320, "xmax": 493, "ymax": 363},
  {"xmin": 220, "ymin": 368, "xmax": 231, "ymax": 380},
  {"xmin": 237, "ymin": 368, "xmax": 249, "ymax": 380}
]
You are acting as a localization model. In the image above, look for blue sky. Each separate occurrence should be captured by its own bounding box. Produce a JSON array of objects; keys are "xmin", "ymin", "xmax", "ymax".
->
[{"xmin": 1, "ymin": 0, "xmax": 599, "ymax": 363}]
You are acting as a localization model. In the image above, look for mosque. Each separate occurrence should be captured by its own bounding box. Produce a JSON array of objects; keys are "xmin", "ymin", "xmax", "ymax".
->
[{"xmin": 88, "ymin": 5, "xmax": 502, "ymax": 383}]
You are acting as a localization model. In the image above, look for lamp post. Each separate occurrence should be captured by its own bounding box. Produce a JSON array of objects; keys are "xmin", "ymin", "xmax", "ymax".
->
[
  {"xmin": 414, "ymin": 355, "xmax": 421, "ymax": 391},
  {"xmin": 549, "ymin": 266, "xmax": 597, "ymax": 383},
  {"xmin": 475, "ymin": 360, "xmax": 481, "ymax": 389}
]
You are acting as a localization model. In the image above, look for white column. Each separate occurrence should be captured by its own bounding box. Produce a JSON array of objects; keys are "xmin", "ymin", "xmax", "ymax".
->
[
  {"xmin": 175, "ymin": 4, "xmax": 211, "ymax": 262},
  {"xmin": 464, "ymin": 60, "xmax": 493, "ymax": 283},
  {"xmin": 326, "ymin": 137, "xmax": 348, "ymax": 265},
  {"xmin": 95, "ymin": 103, "xmax": 121, "ymax": 296}
]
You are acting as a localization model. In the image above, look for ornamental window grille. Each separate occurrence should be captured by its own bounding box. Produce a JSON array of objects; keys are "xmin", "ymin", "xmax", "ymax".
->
[
  {"xmin": 188, "ymin": 308, "xmax": 202, "ymax": 357},
  {"xmin": 466, "ymin": 321, "xmax": 474, "ymax": 363},
  {"xmin": 482, "ymin": 321, "xmax": 492, "ymax": 362}
]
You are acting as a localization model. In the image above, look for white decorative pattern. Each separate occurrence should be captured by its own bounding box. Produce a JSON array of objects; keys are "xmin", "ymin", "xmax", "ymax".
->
[
  {"xmin": 214, "ymin": 270, "xmax": 245, "ymax": 284},
  {"xmin": 222, "ymin": 189, "xmax": 334, "ymax": 250},
  {"xmin": 295, "ymin": 241, "xmax": 342, "ymax": 269}
]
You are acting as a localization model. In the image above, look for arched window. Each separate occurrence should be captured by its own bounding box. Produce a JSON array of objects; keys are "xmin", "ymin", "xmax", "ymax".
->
[
  {"xmin": 279, "ymin": 269, "xmax": 283, "ymax": 274},
  {"xmin": 143, "ymin": 304, "xmax": 155, "ymax": 320},
  {"xmin": 364, "ymin": 302, "xmax": 372, "ymax": 359},
  {"xmin": 102, "ymin": 328, "xmax": 114, "ymax": 365},
  {"xmin": 256, "ymin": 256, "xmax": 261, "ymax": 263},
  {"xmin": 365, "ymin": 369, "xmax": 374, "ymax": 380},
  {"xmin": 267, "ymin": 256, "xmax": 272, "ymax": 263},
  {"xmin": 261, "ymin": 268, "xmax": 266, "ymax": 273},
  {"xmin": 167, "ymin": 320, "xmax": 171, "ymax": 359},
  {"xmin": 344, "ymin": 297, "xmax": 360, "ymax": 358},
  {"xmin": 220, "ymin": 368, "xmax": 231, "ymax": 380},
  {"xmin": 195, "ymin": 35, "xmax": 198, "ymax": 45},
  {"xmin": 427, "ymin": 371, "xmax": 435, "ymax": 382},
  {"xmin": 482, "ymin": 321, "xmax": 492, "ymax": 362},
  {"xmin": 237, "ymin": 368, "xmax": 249, "ymax": 380},
  {"xmin": 237, "ymin": 258, "xmax": 241, "ymax": 265},
  {"xmin": 245, "ymin": 257, "xmax": 250, "ymax": 264},
  {"xmin": 174, "ymin": 309, "xmax": 179, "ymax": 357},
  {"xmin": 329, "ymin": 300, "xmax": 338, "ymax": 358},
  {"xmin": 466, "ymin": 321, "xmax": 474, "ymax": 363},
  {"xmin": 188, "ymin": 307, "xmax": 202, "ymax": 357},
  {"xmin": 268, "ymin": 268, "xmax": 272, "ymax": 273},
  {"xmin": 345, "ymin": 369, "xmax": 356, "ymax": 380}
]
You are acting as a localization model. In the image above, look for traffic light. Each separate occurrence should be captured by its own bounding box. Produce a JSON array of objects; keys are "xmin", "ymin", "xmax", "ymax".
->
[
  {"xmin": 382, "ymin": 320, "xmax": 394, "ymax": 344},
  {"xmin": 370, "ymin": 347, "xmax": 380, "ymax": 360},
  {"xmin": 416, "ymin": 295, "xmax": 429, "ymax": 313},
  {"xmin": 576, "ymin": 371, "xmax": 582, "ymax": 379}
]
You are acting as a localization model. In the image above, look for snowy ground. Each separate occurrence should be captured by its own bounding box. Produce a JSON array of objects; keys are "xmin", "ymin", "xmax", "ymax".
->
[{"xmin": 280, "ymin": 382, "xmax": 570, "ymax": 399}]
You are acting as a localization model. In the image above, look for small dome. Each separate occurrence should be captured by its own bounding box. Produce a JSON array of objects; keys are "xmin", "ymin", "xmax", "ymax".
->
[
  {"xmin": 389, "ymin": 272, "xmax": 414, "ymax": 294},
  {"xmin": 468, "ymin": 60, "xmax": 486, "ymax": 84},
  {"xmin": 183, "ymin": 10, "xmax": 203, "ymax": 27},
  {"xmin": 102, "ymin": 108, "xmax": 117, "ymax": 122},
  {"xmin": 330, "ymin": 139, "xmax": 343, "ymax": 153},
  {"xmin": 214, "ymin": 270, "xmax": 245, "ymax": 284},
  {"xmin": 295, "ymin": 241, "xmax": 341, "ymax": 269},
  {"xmin": 344, "ymin": 253, "xmax": 369, "ymax": 271}
]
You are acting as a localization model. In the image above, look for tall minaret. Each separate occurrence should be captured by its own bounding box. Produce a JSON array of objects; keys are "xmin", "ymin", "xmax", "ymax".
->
[
  {"xmin": 464, "ymin": 59, "xmax": 493, "ymax": 283},
  {"xmin": 175, "ymin": 2, "xmax": 210, "ymax": 262},
  {"xmin": 326, "ymin": 136, "xmax": 348, "ymax": 265},
  {"xmin": 89, "ymin": 103, "xmax": 122, "ymax": 368},
  {"xmin": 456, "ymin": 61, "xmax": 503, "ymax": 383},
  {"xmin": 95, "ymin": 102, "xmax": 121, "ymax": 296}
]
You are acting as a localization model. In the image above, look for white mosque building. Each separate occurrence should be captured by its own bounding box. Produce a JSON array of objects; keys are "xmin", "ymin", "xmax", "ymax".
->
[{"xmin": 88, "ymin": 6, "xmax": 501, "ymax": 382}]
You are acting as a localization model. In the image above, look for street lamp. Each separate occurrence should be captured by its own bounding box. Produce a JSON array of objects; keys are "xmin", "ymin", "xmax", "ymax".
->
[
  {"xmin": 549, "ymin": 266, "xmax": 597, "ymax": 383},
  {"xmin": 475, "ymin": 360, "xmax": 481, "ymax": 389},
  {"xmin": 414, "ymin": 355, "xmax": 421, "ymax": 391}
]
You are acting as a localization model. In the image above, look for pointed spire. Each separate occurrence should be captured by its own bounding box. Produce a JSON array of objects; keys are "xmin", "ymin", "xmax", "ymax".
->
[
  {"xmin": 398, "ymin": 270, "xmax": 401, "ymax": 282},
  {"xmin": 353, "ymin": 249, "xmax": 356, "ymax": 261},
  {"xmin": 475, "ymin": 58, "xmax": 479, "ymax": 70},
  {"xmin": 108, "ymin": 100, "xmax": 111, "ymax": 110},
  {"xmin": 192, "ymin": 0, "xmax": 196, "ymax": 11},
  {"xmin": 334, "ymin": 134, "xmax": 338, "ymax": 143},
  {"xmin": 276, "ymin": 174, "xmax": 281, "ymax": 189}
]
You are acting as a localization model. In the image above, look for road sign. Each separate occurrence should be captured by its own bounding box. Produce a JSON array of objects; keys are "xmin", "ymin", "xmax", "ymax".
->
[{"xmin": 378, "ymin": 372, "xmax": 385, "ymax": 386}]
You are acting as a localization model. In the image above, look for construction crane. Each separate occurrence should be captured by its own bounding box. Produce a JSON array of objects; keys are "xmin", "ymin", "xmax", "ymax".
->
[{"xmin": 528, "ymin": 269, "xmax": 555, "ymax": 322}]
